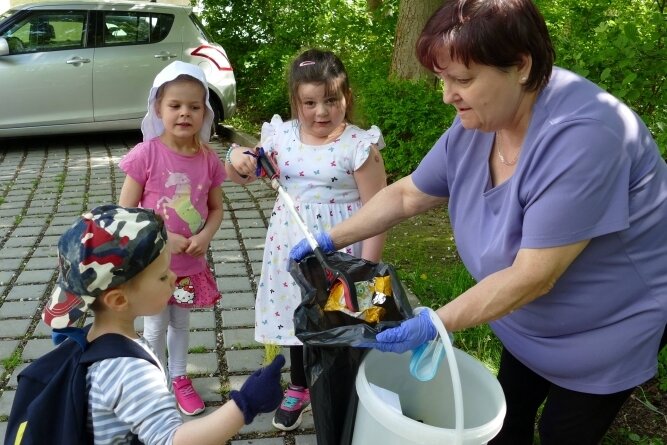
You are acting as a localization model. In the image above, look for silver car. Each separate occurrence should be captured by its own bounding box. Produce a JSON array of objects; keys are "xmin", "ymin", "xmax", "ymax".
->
[{"xmin": 0, "ymin": 1, "xmax": 236, "ymax": 138}]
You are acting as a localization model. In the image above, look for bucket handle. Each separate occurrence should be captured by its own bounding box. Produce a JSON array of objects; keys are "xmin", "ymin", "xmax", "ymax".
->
[{"xmin": 415, "ymin": 307, "xmax": 464, "ymax": 445}]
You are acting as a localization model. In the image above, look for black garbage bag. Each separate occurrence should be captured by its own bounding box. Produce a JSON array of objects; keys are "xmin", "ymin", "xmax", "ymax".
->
[{"xmin": 291, "ymin": 251, "xmax": 414, "ymax": 445}]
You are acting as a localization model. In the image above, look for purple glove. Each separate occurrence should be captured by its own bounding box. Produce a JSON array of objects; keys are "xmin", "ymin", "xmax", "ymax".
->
[
  {"xmin": 367, "ymin": 311, "xmax": 437, "ymax": 354},
  {"xmin": 289, "ymin": 232, "xmax": 334, "ymax": 261},
  {"xmin": 230, "ymin": 355, "xmax": 285, "ymax": 424}
]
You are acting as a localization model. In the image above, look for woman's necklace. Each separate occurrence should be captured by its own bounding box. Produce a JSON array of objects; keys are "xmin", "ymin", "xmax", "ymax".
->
[{"xmin": 496, "ymin": 131, "xmax": 520, "ymax": 166}]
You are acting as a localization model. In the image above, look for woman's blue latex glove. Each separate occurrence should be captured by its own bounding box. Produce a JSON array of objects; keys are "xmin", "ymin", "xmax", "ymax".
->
[
  {"xmin": 289, "ymin": 232, "xmax": 334, "ymax": 261},
  {"xmin": 368, "ymin": 310, "xmax": 438, "ymax": 353}
]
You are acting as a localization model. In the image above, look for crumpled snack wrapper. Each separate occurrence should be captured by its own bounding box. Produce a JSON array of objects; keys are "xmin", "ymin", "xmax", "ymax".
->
[{"xmin": 324, "ymin": 275, "xmax": 393, "ymax": 323}]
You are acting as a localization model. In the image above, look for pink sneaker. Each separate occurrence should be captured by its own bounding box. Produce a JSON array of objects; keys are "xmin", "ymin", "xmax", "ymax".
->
[{"xmin": 172, "ymin": 375, "xmax": 205, "ymax": 416}]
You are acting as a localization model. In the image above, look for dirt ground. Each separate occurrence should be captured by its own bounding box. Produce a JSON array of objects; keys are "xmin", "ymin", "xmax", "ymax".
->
[{"xmin": 607, "ymin": 376, "xmax": 666, "ymax": 443}]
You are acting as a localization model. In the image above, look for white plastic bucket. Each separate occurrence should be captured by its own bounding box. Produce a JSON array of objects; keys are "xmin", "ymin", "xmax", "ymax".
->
[{"xmin": 352, "ymin": 308, "xmax": 506, "ymax": 445}]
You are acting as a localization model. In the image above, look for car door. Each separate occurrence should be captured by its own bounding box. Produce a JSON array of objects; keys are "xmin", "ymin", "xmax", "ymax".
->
[
  {"xmin": 0, "ymin": 9, "xmax": 93, "ymax": 129},
  {"xmin": 92, "ymin": 10, "xmax": 182, "ymax": 122}
]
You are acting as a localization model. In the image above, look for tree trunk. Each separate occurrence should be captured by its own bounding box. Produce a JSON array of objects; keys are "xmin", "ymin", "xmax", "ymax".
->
[
  {"xmin": 390, "ymin": 0, "xmax": 441, "ymax": 80},
  {"xmin": 366, "ymin": 0, "xmax": 382, "ymax": 11}
]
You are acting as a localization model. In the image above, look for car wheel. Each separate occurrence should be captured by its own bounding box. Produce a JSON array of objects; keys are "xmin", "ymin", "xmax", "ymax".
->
[{"xmin": 209, "ymin": 93, "xmax": 224, "ymax": 139}]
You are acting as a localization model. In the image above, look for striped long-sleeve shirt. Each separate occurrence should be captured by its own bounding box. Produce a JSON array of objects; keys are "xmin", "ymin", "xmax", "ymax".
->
[{"xmin": 86, "ymin": 338, "xmax": 182, "ymax": 444}]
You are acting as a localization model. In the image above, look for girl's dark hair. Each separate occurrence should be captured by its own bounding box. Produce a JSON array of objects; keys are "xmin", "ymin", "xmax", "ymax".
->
[
  {"xmin": 416, "ymin": 0, "xmax": 555, "ymax": 92},
  {"xmin": 288, "ymin": 49, "xmax": 353, "ymax": 121}
]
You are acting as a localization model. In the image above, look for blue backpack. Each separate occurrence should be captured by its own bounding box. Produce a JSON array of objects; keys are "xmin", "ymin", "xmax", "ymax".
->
[{"xmin": 5, "ymin": 326, "xmax": 157, "ymax": 445}]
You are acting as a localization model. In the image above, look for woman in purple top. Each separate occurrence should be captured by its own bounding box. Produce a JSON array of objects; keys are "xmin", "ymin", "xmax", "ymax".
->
[{"xmin": 289, "ymin": 0, "xmax": 667, "ymax": 443}]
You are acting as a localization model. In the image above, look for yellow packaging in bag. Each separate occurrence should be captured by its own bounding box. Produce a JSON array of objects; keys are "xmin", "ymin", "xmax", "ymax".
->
[{"xmin": 324, "ymin": 275, "xmax": 393, "ymax": 323}]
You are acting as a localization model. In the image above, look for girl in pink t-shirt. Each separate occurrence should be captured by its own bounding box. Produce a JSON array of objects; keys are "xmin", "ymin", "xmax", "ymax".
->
[{"xmin": 119, "ymin": 61, "xmax": 247, "ymax": 416}]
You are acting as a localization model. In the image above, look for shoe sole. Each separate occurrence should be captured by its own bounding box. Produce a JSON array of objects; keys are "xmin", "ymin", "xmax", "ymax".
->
[
  {"xmin": 178, "ymin": 404, "xmax": 205, "ymax": 416},
  {"xmin": 271, "ymin": 404, "xmax": 312, "ymax": 431}
]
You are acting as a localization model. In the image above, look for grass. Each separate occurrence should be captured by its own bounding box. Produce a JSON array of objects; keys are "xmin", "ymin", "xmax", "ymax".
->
[
  {"xmin": 603, "ymin": 429, "xmax": 665, "ymax": 445},
  {"xmin": 382, "ymin": 205, "xmax": 503, "ymax": 372},
  {"xmin": 218, "ymin": 382, "xmax": 231, "ymax": 397},
  {"xmin": 222, "ymin": 115, "xmax": 261, "ymax": 138},
  {"xmin": 1, "ymin": 350, "xmax": 22, "ymax": 371},
  {"xmin": 659, "ymin": 347, "xmax": 667, "ymax": 391},
  {"xmin": 263, "ymin": 343, "xmax": 283, "ymax": 366}
]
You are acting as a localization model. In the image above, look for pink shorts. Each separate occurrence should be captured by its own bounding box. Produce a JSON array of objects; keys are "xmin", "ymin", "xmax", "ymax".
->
[{"xmin": 168, "ymin": 267, "xmax": 220, "ymax": 308}]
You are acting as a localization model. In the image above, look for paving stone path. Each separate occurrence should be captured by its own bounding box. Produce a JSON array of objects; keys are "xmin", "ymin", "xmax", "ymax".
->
[{"xmin": 0, "ymin": 130, "xmax": 316, "ymax": 445}]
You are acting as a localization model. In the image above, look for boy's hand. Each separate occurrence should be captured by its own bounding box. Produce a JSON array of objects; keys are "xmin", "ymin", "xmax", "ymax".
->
[{"xmin": 230, "ymin": 355, "xmax": 285, "ymax": 424}]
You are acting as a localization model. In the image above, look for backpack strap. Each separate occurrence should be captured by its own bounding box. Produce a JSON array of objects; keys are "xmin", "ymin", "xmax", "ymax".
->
[
  {"xmin": 52, "ymin": 325, "xmax": 158, "ymax": 366},
  {"xmin": 81, "ymin": 334, "xmax": 158, "ymax": 367}
]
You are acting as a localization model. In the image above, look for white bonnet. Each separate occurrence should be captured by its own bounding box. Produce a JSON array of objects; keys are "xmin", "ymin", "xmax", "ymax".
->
[{"xmin": 141, "ymin": 61, "xmax": 215, "ymax": 142}]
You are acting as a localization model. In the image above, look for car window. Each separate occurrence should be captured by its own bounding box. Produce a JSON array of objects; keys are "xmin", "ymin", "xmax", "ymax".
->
[
  {"xmin": 102, "ymin": 12, "xmax": 173, "ymax": 46},
  {"xmin": 0, "ymin": 10, "xmax": 87, "ymax": 55},
  {"xmin": 189, "ymin": 13, "xmax": 213, "ymax": 42},
  {"xmin": 150, "ymin": 13, "xmax": 174, "ymax": 43},
  {"xmin": 0, "ymin": 9, "xmax": 16, "ymax": 24}
]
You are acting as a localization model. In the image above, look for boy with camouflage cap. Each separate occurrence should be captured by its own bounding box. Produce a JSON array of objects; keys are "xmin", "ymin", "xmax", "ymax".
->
[{"xmin": 42, "ymin": 205, "xmax": 284, "ymax": 444}]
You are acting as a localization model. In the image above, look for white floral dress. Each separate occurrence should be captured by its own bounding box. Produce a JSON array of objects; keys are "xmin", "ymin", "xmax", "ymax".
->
[{"xmin": 254, "ymin": 115, "xmax": 385, "ymax": 345}]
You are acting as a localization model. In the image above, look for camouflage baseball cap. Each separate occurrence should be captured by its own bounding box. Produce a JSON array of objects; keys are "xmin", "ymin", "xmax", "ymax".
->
[{"xmin": 42, "ymin": 205, "xmax": 168, "ymax": 329}]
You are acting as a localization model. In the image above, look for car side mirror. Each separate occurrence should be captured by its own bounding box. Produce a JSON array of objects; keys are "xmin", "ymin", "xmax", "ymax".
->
[{"xmin": 0, "ymin": 38, "xmax": 9, "ymax": 56}]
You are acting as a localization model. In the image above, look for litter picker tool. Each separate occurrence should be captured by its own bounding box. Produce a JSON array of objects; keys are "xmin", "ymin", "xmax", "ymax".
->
[{"xmin": 257, "ymin": 148, "xmax": 359, "ymax": 312}]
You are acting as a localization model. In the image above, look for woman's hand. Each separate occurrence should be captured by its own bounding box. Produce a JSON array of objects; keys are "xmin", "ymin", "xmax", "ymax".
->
[{"xmin": 361, "ymin": 311, "xmax": 437, "ymax": 353}]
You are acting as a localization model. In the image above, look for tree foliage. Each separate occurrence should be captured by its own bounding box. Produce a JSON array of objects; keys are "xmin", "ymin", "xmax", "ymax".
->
[
  {"xmin": 199, "ymin": 0, "xmax": 666, "ymax": 177},
  {"xmin": 199, "ymin": 0, "xmax": 397, "ymax": 122},
  {"xmin": 538, "ymin": 0, "xmax": 666, "ymax": 152}
]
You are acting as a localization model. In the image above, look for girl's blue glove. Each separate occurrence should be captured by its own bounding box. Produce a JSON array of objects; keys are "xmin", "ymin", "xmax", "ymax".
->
[
  {"xmin": 369, "ymin": 310, "xmax": 438, "ymax": 353},
  {"xmin": 289, "ymin": 232, "xmax": 334, "ymax": 261}
]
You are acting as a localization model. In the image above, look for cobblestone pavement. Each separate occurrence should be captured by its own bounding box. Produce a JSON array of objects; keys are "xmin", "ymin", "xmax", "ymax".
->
[{"xmin": 0, "ymin": 130, "xmax": 316, "ymax": 445}]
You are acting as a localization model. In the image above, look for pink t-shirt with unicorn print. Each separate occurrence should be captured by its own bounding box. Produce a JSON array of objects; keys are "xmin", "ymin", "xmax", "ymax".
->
[{"xmin": 120, "ymin": 137, "xmax": 226, "ymax": 276}]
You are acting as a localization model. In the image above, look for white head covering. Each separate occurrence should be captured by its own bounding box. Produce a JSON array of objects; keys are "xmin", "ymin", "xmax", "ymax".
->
[{"xmin": 141, "ymin": 61, "xmax": 215, "ymax": 142}]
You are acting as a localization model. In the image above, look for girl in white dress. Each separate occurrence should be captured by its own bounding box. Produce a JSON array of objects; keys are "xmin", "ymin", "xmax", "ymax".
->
[{"xmin": 227, "ymin": 48, "xmax": 387, "ymax": 431}]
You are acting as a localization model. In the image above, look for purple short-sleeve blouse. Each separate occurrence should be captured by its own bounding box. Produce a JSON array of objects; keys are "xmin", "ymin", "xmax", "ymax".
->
[{"xmin": 412, "ymin": 67, "xmax": 667, "ymax": 394}]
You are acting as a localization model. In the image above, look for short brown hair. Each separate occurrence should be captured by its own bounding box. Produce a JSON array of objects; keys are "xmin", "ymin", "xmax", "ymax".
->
[
  {"xmin": 288, "ymin": 49, "xmax": 354, "ymax": 122},
  {"xmin": 416, "ymin": 0, "xmax": 554, "ymax": 92}
]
